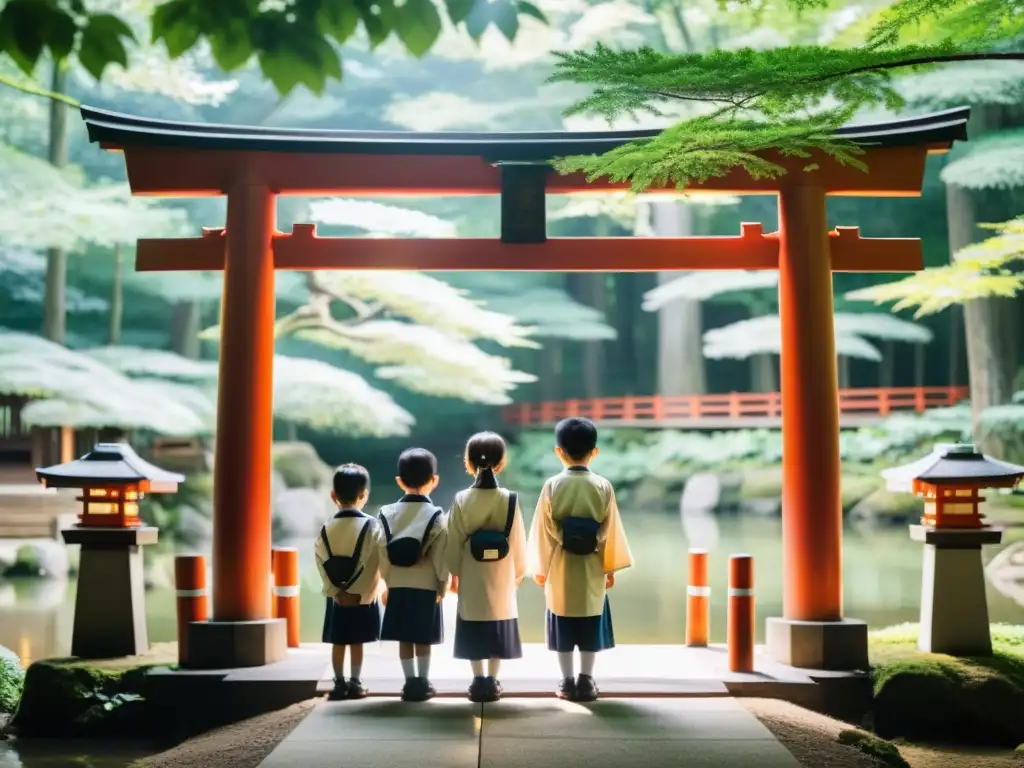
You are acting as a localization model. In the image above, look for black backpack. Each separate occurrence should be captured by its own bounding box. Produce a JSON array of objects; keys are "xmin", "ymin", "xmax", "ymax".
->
[
  {"xmin": 561, "ymin": 516, "xmax": 601, "ymax": 556},
  {"xmin": 380, "ymin": 507, "xmax": 444, "ymax": 568},
  {"xmin": 469, "ymin": 492, "xmax": 518, "ymax": 563},
  {"xmin": 320, "ymin": 519, "xmax": 373, "ymax": 590}
]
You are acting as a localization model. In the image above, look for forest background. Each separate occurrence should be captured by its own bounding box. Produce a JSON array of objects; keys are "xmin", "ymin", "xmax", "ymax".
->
[{"xmin": 1, "ymin": 0, "xmax": 1020, "ymax": 537}]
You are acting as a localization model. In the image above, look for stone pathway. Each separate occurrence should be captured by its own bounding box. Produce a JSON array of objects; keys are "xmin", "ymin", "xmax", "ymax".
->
[{"xmin": 258, "ymin": 697, "xmax": 801, "ymax": 768}]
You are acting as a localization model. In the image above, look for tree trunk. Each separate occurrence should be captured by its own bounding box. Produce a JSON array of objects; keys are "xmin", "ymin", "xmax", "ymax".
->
[
  {"xmin": 539, "ymin": 341, "xmax": 563, "ymax": 401},
  {"xmin": 948, "ymin": 306, "xmax": 961, "ymax": 386},
  {"xmin": 751, "ymin": 354, "xmax": 776, "ymax": 392},
  {"xmin": 43, "ymin": 63, "xmax": 69, "ymax": 343},
  {"xmin": 108, "ymin": 243, "xmax": 124, "ymax": 345},
  {"xmin": 170, "ymin": 301, "xmax": 202, "ymax": 359},
  {"xmin": 879, "ymin": 340, "xmax": 895, "ymax": 387},
  {"xmin": 914, "ymin": 343, "xmax": 925, "ymax": 388},
  {"xmin": 838, "ymin": 356, "xmax": 851, "ymax": 388},
  {"xmin": 578, "ymin": 273, "xmax": 607, "ymax": 398},
  {"xmin": 650, "ymin": 201, "xmax": 706, "ymax": 395},
  {"xmin": 614, "ymin": 273, "xmax": 638, "ymax": 393}
]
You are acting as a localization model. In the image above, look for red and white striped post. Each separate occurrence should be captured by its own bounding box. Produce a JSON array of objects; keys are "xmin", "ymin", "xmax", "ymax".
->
[
  {"xmin": 728, "ymin": 554, "xmax": 755, "ymax": 673},
  {"xmin": 272, "ymin": 547, "xmax": 301, "ymax": 648},
  {"xmin": 686, "ymin": 549, "xmax": 710, "ymax": 647},
  {"xmin": 174, "ymin": 554, "xmax": 208, "ymax": 667}
]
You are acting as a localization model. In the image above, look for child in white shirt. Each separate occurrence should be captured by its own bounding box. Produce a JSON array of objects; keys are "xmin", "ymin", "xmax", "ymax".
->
[
  {"xmin": 445, "ymin": 431, "xmax": 527, "ymax": 703},
  {"xmin": 528, "ymin": 417, "xmax": 633, "ymax": 702},
  {"xmin": 314, "ymin": 463, "xmax": 384, "ymax": 701}
]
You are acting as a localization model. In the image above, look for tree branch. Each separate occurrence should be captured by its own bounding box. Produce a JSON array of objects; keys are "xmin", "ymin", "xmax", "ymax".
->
[{"xmin": 0, "ymin": 73, "xmax": 80, "ymax": 107}]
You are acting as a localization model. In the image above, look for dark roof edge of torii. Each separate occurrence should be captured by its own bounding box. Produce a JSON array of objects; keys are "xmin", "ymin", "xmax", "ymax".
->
[{"xmin": 80, "ymin": 104, "xmax": 971, "ymax": 163}]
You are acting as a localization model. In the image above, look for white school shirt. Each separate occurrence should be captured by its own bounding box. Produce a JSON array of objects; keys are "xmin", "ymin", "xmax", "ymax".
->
[
  {"xmin": 377, "ymin": 495, "xmax": 450, "ymax": 593},
  {"xmin": 313, "ymin": 509, "xmax": 384, "ymax": 604},
  {"xmin": 527, "ymin": 467, "xmax": 633, "ymax": 618},
  {"xmin": 444, "ymin": 482, "xmax": 527, "ymax": 622}
]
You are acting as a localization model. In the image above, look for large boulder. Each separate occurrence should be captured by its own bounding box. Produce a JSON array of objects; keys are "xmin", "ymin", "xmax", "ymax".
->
[
  {"xmin": 6, "ymin": 541, "xmax": 69, "ymax": 579},
  {"xmin": 0, "ymin": 645, "xmax": 24, "ymax": 714},
  {"xmin": 272, "ymin": 442, "xmax": 333, "ymax": 489},
  {"xmin": 849, "ymin": 489, "xmax": 923, "ymax": 527}
]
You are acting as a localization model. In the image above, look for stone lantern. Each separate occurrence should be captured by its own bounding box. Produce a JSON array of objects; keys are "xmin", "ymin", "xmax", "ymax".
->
[
  {"xmin": 883, "ymin": 443, "xmax": 1023, "ymax": 655},
  {"xmin": 36, "ymin": 433, "xmax": 184, "ymax": 658}
]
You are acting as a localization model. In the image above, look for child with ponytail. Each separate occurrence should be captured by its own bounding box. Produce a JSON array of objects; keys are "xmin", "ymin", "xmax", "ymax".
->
[{"xmin": 443, "ymin": 431, "xmax": 526, "ymax": 703}]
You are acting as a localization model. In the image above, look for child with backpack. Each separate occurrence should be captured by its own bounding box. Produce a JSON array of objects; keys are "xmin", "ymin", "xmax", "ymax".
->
[
  {"xmin": 377, "ymin": 447, "xmax": 449, "ymax": 702},
  {"xmin": 527, "ymin": 417, "xmax": 633, "ymax": 702},
  {"xmin": 314, "ymin": 463, "xmax": 384, "ymax": 701},
  {"xmin": 444, "ymin": 431, "xmax": 527, "ymax": 703}
]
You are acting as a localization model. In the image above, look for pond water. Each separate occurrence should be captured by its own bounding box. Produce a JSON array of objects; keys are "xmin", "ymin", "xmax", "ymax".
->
[{"xmin": 3, "ymin": 508, "xmax": 1023, "ymax": 667}]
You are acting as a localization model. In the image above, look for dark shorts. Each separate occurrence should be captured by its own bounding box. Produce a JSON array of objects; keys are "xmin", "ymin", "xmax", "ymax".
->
[
  {"xmin": 545, "ymin": 596, "xmax": 615, "ymax": 653},
  {"xmin": 380, "ymin": 587, "xmax": 444, "ymax": 645},
  {"xmin": 322, "ymin": 597, "xmax": 382, "ymax": 645},
  {"xmin": 453, "ymin": 615, "xmax": 523, "ymax": 660}
]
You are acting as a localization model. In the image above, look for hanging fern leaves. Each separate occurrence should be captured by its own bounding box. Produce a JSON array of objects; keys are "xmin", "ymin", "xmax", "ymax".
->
[
  {"xmin": 642, "ymin": 271, "xmax": 780, "ymax": 311},
  {"xmin": 702, "ymin": 315, "xmax": 883, "ymax": 361},
  {"xmin": 899, "ymin": 62, "xmax": 1024, "ymax": 109},
  {"xmin": 940, "ymin": 129, "xmax": 1024, "ymax": 190},
  {"xmin": 833, "ymin": 312, "xmax": 934, "ymax": 344},
  {"xmin": 868, "ymin": 0, "xmax": 1024, "ymax": 49},
  {"xmin": 307, "ymin": 199, "xmax": 458, "ymax": 237},
  {"xmin": 847, "ymin": 216, "xmax": 1024, "ymax": 315}
]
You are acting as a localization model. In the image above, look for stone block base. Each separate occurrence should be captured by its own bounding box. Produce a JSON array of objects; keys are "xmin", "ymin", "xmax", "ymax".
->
[
  {"xmin": 766, "ymin": 617, "xmax": 869, "ymax": 671},
  {"xmin": 185, "ymin": 619, "xmax": 288, "ymax": 669}
]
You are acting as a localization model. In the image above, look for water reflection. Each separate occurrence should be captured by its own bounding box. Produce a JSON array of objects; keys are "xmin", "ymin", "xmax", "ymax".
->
[
  {"xmin": 2, "ymin": 509, "xmax": 1023, "ymax": 665},
  {"xmin": 0, "ymin": 740, "xmax": 152, "ymax": 767}
]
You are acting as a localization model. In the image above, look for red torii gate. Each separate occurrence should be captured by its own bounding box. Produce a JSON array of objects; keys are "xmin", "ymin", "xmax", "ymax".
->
[{"xmin": 81, "ymin": 105, "xmax": 970, "ymax": 670}]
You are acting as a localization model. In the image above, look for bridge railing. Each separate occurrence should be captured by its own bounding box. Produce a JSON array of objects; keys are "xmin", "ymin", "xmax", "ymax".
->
[{"xmin": 501, "ymin": 386, "xmax": 970, "ymax": 426}]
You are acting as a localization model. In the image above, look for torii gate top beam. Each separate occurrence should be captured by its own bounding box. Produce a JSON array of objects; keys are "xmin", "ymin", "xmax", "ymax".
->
[{"xmin": 81, "ymin": 105, "xmax": 970, "ymax": 198}]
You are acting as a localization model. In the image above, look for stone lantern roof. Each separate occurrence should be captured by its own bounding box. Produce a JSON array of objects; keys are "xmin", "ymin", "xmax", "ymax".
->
[
  {"xmin": 883, "ymin": 443, "xmax": 1024, "ymax": 492},
  {"xmin": 36, "ymin": 440, "xmax": 184, "ymax": 492}
]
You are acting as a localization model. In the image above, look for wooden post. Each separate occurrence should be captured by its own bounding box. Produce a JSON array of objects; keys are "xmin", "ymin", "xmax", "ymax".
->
[
  {"xmin": 211, "ymin": 183, "xmax": 276, "ymax": 622},
  {"xmin": 728, "ymin": 554, "xmax": 755, "ymax": 672},
  {"xmin": 174, "ymin": 555, "xmax": 208, "ymax": 666},
  {"xmin": 273, "ymin": 547, "xmax": 301, "ymax": 648},
  {"xmin": 777, "ymin": 185, "xmax": 843, "ymax": 623},
  {"xmin": 686, "ymin": 549, "xmax": 710, "ymax": 647}
]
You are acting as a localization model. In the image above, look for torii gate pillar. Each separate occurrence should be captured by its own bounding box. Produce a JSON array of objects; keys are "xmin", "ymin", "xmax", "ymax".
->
[{"xmin": 767, "ymin": 183, "xmax": 868, "ymax": 670}]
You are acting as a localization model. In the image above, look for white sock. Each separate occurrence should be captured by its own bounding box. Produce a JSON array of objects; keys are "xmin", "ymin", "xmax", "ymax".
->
[
  {"xmin": 417, "ymin": 654, "xmax": 431, "ymax": 679},
  {"xmin": 471, "ymin": 659, "xmax": 485, "ymax": 677},
  {"xmin": 350, "ymin": 661, "xmax": 362, "ymax": 681},
  {"xmin": 487, "ymin": 658, "xmax": 501, "ymax": 678},
  {"xmin": 558, "ymin": 652, "xmax": 575, "ymax": 680},
  {"xmin": 580, "ymin": 652, "xmax": 596, "ymax": 677},
  {"xmin": 401, "ymin": 657, "xmax": 416, "ymax": 679}
]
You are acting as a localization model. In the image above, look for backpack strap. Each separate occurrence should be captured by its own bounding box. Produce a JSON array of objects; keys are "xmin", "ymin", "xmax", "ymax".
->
[
  {"xmin": 503, "ymin": 492, "xmax": 517, "ymax": 537},
  {"xmin": 421, "ymin": 508, "xmax": 443, "ymax": 548},
  {"xmin": 378, "ymin": 512, "xmax": 393, "ymax": 543},
  {"xmin": 319, "ymin": 525, "xmax": 334, "ymax": 558},
  {"xmin": 351, "ymin": 519, "xmax": 372, "ymax": 563}
]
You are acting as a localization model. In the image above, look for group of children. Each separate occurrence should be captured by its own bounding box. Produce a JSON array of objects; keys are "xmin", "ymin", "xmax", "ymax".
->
[{"xmin": 313, "ymin": 416, "xmax": 633, "ymax": 704}]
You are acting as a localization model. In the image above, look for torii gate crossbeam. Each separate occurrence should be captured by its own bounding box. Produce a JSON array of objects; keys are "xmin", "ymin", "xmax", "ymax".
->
[{"xmin": 80, "ymin": 105, "xmax": 970, "ymax": 671}]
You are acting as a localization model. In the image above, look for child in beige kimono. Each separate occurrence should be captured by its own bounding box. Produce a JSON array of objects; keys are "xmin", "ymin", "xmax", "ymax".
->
[
  {"xmin": 527, "ymin": 417, "xmax": 633, "ymax": 702},
  {"xmin": 445, "ymin": 431, "xmax": 527, "ymax": 703}
]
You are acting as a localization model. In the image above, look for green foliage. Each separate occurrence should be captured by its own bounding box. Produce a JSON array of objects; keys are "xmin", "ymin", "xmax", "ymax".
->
[
  {"xmin": 847, "ymin": 216, "xmax": 1024, "ymax": 316},
  {"xmin": 836, "ymin": 730, "xmax": 910, "ymax": 768},
  {"xmin": 0, "ymin": 644, "xmax": 24, "ymax": 714},
  {"xmin": 642, "ymin": 271, "xmax": 779, "ymax": 311},
  {"xmin": 899, "ymin": 62, "xmax": 1024, "ymax": 109},
  {"xmin": 868, "ymin": 623, "xmax": 1024, "ymax": 747},
  {"xmin": 940, "ymin": 129, "xmax": 1024, "ymax": 190},
  {"xmin": 868, "ymin": 0, "xmax": 1024, "ymax": 49}
]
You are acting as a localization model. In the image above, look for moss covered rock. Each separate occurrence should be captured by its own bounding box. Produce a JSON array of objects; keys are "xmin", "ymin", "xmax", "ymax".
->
[
  {"xmin": 0, "ymin": 645, "xmax": 24, "ymax": 713},
  {"xmin": 849, "ymin": 489, "xmax": 923, "ymax": 526},
  {"xmin": 869, "ymin": 623, "xmax": 1024, "ymax": 747},
  {"xmin": 836, "ymin": 729, "xmax": 910, "ymax": 767},
  {"xmin": 271, "ymin": 441, "xmax": 333, "ymax": 489},
  {"xmin": 9, "ymin": 652, "xmax": 165, "ymax": 738}
]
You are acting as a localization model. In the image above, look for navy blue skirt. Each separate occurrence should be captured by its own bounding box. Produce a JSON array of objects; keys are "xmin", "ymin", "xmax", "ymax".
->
[
  {"xmin": 546, "ymin": 596, "xmax": 615, "ymax": 653},
  {"xmin": 453, "ymin": 615, "xmax": 523, "ymax": 660},
  {"xmin": 380, "ymin": 587, "xmax": 444, "ymax": 645},
  {"xmin": 322, "ymin": 597, "xmax": 382, "ymax": 645}
]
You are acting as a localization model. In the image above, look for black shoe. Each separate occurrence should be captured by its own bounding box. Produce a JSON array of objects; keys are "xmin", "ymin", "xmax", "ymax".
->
[
  {"xmin": 556, "ymin": 676, "xmax": 577, "ymax": 701},
  {"xmin": 468, "ymin": 675, "xmax": 495, "ymax": 703},
  {"xmin": 347, "ymin": 678, "xmax": 368, "ymax": 699},
  {"xmin": 484, "ymin": 676, "xmax": 502, "ymax": 701},
  {"xmin": 576, "ymin": 674, "xmax": 598, "ymax": 702},
  {"xmin": 402, "ymin": 677, "xmax": 433, "ymax": 702},
  {"xmin": 327, "ymin": 679, "xmax": 349, "ymax": 701},
  {"xmin": 492, "ymin": 677, "xmax": 504, "ymax": 698}
]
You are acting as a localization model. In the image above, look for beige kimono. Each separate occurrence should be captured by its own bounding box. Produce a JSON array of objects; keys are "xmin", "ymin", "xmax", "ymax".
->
[
  {"xmin": 527, "ymin": 467, "xmax": 633, "ymax": 617},
  {"xmin": 445, "ymin": 486, "xmax": 528, "ymax": 621},
  {"xmin": 377, "ymin": 497, "xmax": 449, "ymax": 593},
  {"xmin": 314, "ymin": 510, "xmax": 385, "ymax": 604}
]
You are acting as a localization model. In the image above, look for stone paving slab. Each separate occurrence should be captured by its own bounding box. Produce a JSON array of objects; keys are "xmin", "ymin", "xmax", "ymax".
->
[{"xmin": 258, "ymin": 697, "xmax": 801, "ymax": 768}]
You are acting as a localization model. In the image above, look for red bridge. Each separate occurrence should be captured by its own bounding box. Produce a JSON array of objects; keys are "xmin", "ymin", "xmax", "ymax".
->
[{"xmin": 500, "ymin": 386, "xmax": 970, "ymax": 429}]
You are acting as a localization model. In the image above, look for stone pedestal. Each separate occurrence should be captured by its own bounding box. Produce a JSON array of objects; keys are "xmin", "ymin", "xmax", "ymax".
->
[
  {"xmin": 61, "ymin": 526, "xmax": 158, "ymax": 659},
  {"xmin": 766, "ymin": 617, "xmax": 869, "ymax": 670},
  {"xmin": 910, "ymin": 524, "xmax": 1002, "ymax": 655},
  {"xmin": 185, "ymin": 618, "xmax": 287, "ymax": 669}
]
